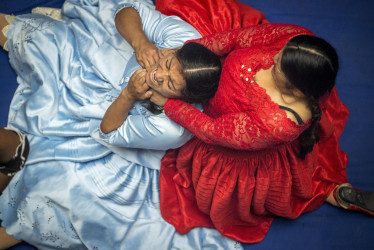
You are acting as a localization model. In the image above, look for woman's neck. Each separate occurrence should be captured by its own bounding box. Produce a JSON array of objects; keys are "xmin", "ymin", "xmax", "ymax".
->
[{"xmin": 254, "ymin": 67, "xmax": 311, "ymax": 122}]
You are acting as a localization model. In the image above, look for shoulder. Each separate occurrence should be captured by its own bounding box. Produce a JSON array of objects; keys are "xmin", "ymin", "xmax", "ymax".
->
[{"xmin": 283, "ymin": 101, "xmax": 312, "ymax": 125}]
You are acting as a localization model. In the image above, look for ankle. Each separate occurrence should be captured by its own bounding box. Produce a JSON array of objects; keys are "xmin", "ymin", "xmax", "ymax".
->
[
  {"xmin": 0, "ymin": 128, "xmax": 30, "ymax": 177},
  {"xmin": 0, "ymin": 13, "xmax": 14, "ymax": 50},
  {"xmin": 330, "ymin": 183, "xmax": 352, "ymax": 209},
  {"xmin": 0, "ymin": 129, "xmax": 21, "ymax": 163},
  {"xmin": 332, "ymin": 183, "xmax": 374, "ymax": 216},
  {"xmin": 327, "ymin": 184, "xmax": 350, "ymax": 208}
]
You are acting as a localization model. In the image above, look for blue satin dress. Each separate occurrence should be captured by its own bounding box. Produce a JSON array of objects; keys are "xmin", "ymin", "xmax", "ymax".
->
[{"xmin": 0, "ymin": 0, "xmax": 242, "ymax": 249}]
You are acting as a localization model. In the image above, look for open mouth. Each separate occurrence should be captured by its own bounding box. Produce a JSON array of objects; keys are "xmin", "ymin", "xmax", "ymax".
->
[{"xmin": 149, "ymin": 68, "xmax": 158, "ymax": 86}]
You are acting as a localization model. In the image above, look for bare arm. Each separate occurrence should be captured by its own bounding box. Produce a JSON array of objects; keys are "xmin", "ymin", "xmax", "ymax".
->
[
  {"xmin": 115, "ymin": 7, "xmax": 161, "ymax": 70},
  {"xmin": 100, "ymin": 69, "xmax": 151, "ymax": 134}
]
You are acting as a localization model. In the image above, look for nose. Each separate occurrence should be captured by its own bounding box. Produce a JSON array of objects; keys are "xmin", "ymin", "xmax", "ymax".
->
[{"xmin": 155, "ymin": 67, "xmax": 168, "ymax": 83}]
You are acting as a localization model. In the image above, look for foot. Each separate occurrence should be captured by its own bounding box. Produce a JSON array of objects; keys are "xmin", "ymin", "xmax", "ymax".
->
[
  {"xmin": 0, "ymin": 13, "xmax": 8, "ymax": 48},
  {"xmin": 334, "ymin": 183, "xmax": 374, "ymax": 216}
]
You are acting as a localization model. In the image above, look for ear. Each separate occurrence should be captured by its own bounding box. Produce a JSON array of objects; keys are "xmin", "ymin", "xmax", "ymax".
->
[{"xmin": 292, "ymin": 88, "xmax": 305, "ymax": 98}]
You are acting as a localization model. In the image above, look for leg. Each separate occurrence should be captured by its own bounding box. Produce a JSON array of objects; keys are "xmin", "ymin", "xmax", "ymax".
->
[
  {"xmin": 326, "ymin": 187, "xmax": 339, "ymax": 207},
  {"xmin": 0, "ymin": 173, "xmax": 12, "ymax": 194},
  {"xmin": 0, "ymin": 128, "xmax": 22, "ymax": 163},
  {"xmin": 0, "ymin": 129, "xmax": 28, "ymax": 246},
  {"xmin": 0, "ymin": 227, "xmax": 21, "ymax": 249},
  {"xmin": 326, "ymin": 183, "xmax": 374, "ymax": 216},
  {"xmin": 0, "ymin": 13, "xmax": 9, "ymax": 49},
  {"xmin": 0, "ymin": 127, "xmax": 21, "ymax": 193},
  {"xmin": 0, "ymin": 128, "xmax": 29, "ymax": 188},
  {"xmin": 0, "ymin": 13, "xmax": 15, "ymax": 51}
]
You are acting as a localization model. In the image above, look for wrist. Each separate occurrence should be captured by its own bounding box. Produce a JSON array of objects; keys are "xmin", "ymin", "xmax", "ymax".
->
[
  {"xmin": 164, "ymin": 99, "xmax": 179, "ymax": 113},
  {"xmin": 121, "ymin": 88, "xmax": 137, "ymax": 103},
  {"xmin": 132, "ymin": 37, "xmax": 149, "ymax": 52}
]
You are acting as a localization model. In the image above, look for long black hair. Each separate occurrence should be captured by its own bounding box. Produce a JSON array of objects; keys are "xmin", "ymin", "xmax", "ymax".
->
[
  {"xmin": 281, "ymin": 35, "xmax": 339, "ymax": 159},
  {"xmin": 176, "ymin": 42, "xmax": 221, "ymax": 103},
  {"xmin": 144, "ymin": 42, "xmax": 221, "ymax": 114}
]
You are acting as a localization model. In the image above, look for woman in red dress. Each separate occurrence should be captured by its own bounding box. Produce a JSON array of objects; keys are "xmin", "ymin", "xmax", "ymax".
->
[{"xmin": 155, "ymin": 23, "xmax": 374, "ymax": 243}]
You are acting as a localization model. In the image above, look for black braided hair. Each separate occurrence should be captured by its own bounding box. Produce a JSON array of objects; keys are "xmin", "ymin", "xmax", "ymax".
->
[
  {"xmin": 298, "ymin": 97, "xmax": 322, "ymax": 159},
  {"xmin": 281, "ymin": 35, "xmax": 339, "ymax": 159}
]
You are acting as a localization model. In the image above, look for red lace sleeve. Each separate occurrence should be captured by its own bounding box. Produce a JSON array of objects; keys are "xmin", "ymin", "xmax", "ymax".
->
[
  {"xmin": 169, "ymin": 24, "xmax": 314, "ymax": 150},
  {"xmin": 164, "ymin": 99, "xmax": 301, "ymax": 150},
  {"xmin": 188, "ymin": 23, "xmax": 314, "ymax": 56}
]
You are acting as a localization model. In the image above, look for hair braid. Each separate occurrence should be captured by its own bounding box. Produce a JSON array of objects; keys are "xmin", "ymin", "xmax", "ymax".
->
[
  {"xmin": 298, "ymin": 97, "xmax": 322, "ymax": 159},
  {"xmin": 281, "ymin": 35, "xmax": 338, "ymax": 159}
]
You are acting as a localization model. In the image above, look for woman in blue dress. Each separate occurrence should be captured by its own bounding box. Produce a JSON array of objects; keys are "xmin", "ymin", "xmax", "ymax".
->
[{"xmin": 0, "ymin": 0, "xmax": 240, "ymax": 249}]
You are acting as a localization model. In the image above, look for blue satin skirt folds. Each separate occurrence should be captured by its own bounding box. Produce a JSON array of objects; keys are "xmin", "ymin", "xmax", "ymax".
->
[{"xmin": 0, "ymin": 0, "xmax": 241, "ymax": 249}]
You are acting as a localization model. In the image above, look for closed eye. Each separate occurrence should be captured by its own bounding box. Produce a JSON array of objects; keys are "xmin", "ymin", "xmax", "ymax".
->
[
  {"xmin": 166, "ymin": 58, "xmax": 176, "ymax": 90},
  {"xmin": 166, "ymin": 59, "xmax": 172, "ymax": 70}
]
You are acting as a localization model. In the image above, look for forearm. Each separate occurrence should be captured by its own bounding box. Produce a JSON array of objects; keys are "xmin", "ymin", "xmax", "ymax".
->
[
  {"xmin": 164, "ymin": 99, "xmax": 284, "ymax": 150},
  {"xmin": 188, "ymin": 24, "xmax": 313, "ymax": 56},
  {"xmin": 100, "ymin": 89, "xmax": 135, "ymax": 134},
  {"xmin": 115, "ymin": 7, "xmax": 149, "ymax": 51}
]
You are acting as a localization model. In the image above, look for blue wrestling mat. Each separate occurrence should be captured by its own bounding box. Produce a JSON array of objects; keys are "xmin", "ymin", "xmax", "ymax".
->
[{"xmin": 1, "ymin": 0, "xmax": 373, "ymax": 249}]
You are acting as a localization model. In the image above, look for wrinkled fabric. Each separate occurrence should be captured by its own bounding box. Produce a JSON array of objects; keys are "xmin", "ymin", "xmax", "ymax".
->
[
  {"xmin": 0, "ymin": 0, "xmax": 241, "ymax": 249},
  {"xmin": 156, "ymin": 0, "xmax": 268, "ymax": 36},
  {"xmin": 157, "ymin": 0, "xmax": 349, "ymax": 244}
]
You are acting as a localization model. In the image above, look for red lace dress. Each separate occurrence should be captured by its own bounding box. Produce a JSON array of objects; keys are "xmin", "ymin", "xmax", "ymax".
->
[{"xmin": 159, "ymin": 24, "xmax": 349, "ymax": 243}]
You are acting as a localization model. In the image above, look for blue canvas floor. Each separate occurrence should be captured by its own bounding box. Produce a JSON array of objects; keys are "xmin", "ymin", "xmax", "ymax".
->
[{"xmin": 1, "ymin": 0, "xmax": 373, "ymax": 249}]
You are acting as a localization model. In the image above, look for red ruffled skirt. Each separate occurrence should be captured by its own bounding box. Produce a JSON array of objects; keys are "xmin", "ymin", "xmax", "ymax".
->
[
  {"xmin": 157, "ymin": 0, "xmax": 349, "ymax": 243},
  {"xmin": 160, "ymin": 89, "xmax": 349, "ymax": 243}
]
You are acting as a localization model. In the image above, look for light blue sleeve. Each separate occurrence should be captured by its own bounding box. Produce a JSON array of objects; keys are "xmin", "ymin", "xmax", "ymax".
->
[
  {"xmin": 81, "ymin": 0, "xmax": 202, "ymax": 151},
  {"xmin": 115, "ymin": 0, "xmax": 202, "ymax": 48},
  {"xmin": 92, "ymin": 1, "xmax": 202, "ymax": 150},
  {"xmin": 89, "ymin": 107, "xmax": 196, "ymax": 169},
  {"xmin": 94, "ymin": 105, "xmax": 202, "ymax": 150}
]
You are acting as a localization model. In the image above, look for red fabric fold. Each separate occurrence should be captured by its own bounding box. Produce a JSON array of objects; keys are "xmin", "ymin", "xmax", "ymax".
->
[
  {"xmin": 157, "ymin": 0, "xmax": 349, "ymax": 243},
  {"xmin": 156, "ymin": 0, "xmax": 268, "ymax": 37}
]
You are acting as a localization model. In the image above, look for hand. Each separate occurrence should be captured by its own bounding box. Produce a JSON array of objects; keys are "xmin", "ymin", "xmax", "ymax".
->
[
  {"xmin": 149, "ymin": 91, "xmax": 168, "ymax": 107},
  {"xmin": 123, "ymin": 69, "xmax": 152, "ymax": 101},
  {"xmin": 159, "ymin": 47, "xmax": 179, "ymax": 57},
  {"xmin": 134, "ymin": 40, "xmax": 162, "ymax": 70}
]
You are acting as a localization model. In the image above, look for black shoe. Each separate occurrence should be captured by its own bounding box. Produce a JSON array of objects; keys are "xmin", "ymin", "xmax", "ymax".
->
[{"xmin": 335, "ymin": 183, "xmax": 374, "ymax": 216}]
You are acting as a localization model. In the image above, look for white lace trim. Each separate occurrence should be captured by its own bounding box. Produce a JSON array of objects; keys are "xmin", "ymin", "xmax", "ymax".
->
[
  {"xmin": 2, "ymin": 15, "xmax": 15, "ymax": 52},
  {"xmin": 2, "ymin": 25, "xmax": 10, "ymax": 39},
  {"xmin": 5, "ymin": 14, "xmax": 15, "ymax": 23},
  {"xmin": 31, "ymin": 7, "xmax": 62, "ymax": 21},
  {"xmin": 2, "ymin": 8, "xmax": 62, "ymax": 51}
]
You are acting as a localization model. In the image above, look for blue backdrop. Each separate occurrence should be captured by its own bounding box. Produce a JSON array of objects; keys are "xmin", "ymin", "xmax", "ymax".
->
[{"xmin": 1, "ymin": 0, "xmax": 373, "ymax": 249}]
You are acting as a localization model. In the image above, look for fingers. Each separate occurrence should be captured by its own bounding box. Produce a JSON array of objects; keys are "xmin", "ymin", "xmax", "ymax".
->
[
  {"xmin": 144, "ymin": 53, "xmax": 159, "ymax": 70},
  {"xmin": 127, "ymin": 69, "xmax": 152, "ymax": 100},
  {"xmin": 135, "ymin": 43, "xmax": 161, "ymax": 70},
  {"xmin": 158, "ymin": 49, "xmax": 163, "ymax": 60},
  {"xmin": 138, "ymin": 51, "xmax": 159, "ymax": 70},
  {"xmin": 130, "ymin": 69, "xmax": 147, "ymax": 88},
  {"xmin": 159, "ymin": 48, "xmax": 174, "ymax": 57},
  {"xmin": 145, "ymin": 89, "xmax": 153, "ymax": 99},
  {"xmin": 132, "ymin": 68, "xmax": 146, "ymax": 78}
]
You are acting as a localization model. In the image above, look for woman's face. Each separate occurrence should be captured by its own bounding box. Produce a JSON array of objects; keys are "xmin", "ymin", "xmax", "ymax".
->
[{"xmin": 145, "ymin": 53, "xmax": 186, "ymax": 99}]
